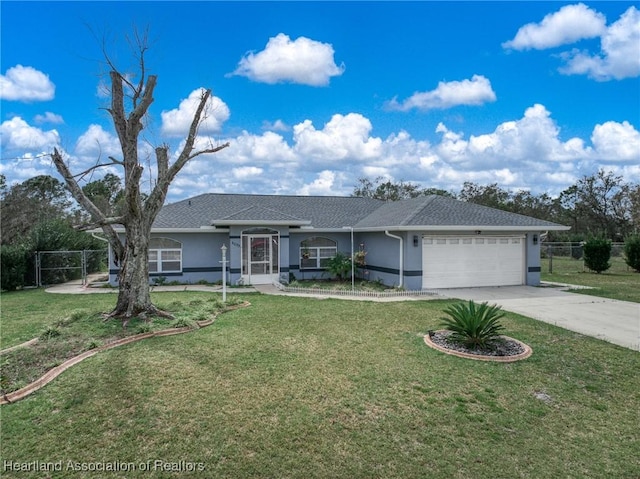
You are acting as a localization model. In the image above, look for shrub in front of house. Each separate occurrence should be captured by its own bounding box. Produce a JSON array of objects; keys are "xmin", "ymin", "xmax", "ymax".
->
[
  {"xmin": 583, "ymin": 237, "xmax": 612, "ymax": 274},
  {"xmin": 325, "ymin": 252, "xmax": 352, "ymax": 281},
  {"xmin": 623, "ymin": 235, "xmax": 640, "ymax": 272},
  {"xmin": 439, "ymin": 301, "xmax": 505, "ymax": 349}
]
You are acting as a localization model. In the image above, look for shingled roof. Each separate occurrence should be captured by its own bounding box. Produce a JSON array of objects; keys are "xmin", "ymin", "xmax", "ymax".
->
[
  {"xmin": 152, "ymin": 193, "xmax": 568, "ymax": 231},
  {"xmin": 152, "ymin": 194, "xmax": 384, "ymax": 229},
  {"xmin": 354, "ymin": 195, "xmax": 567, "ymax": 231}
]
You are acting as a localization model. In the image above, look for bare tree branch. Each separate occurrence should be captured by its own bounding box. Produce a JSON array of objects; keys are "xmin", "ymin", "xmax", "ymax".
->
[{"xmin": 51, "ymin": 148, "xmax": 124, "ymax": 261}]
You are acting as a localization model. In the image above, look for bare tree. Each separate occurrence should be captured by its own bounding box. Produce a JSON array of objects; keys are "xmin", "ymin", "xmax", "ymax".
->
[{"xmin": 51, "ymin": 36, "xmax": 229, "ymax": 322}]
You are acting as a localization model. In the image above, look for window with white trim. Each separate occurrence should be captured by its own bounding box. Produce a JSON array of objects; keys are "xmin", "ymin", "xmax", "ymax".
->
[
  {"xmin": 300, "ymin": 237, "xmax": 337, "ymax": 269},
  {"xmin": 149, "ymin": 237, "xmax": 182, "ymax": 273}
]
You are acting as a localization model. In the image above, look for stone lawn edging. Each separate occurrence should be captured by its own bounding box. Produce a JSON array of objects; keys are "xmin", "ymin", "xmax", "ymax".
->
[
  {"xmin": 424, "ymin": 330, "xmax": 533, "ymax": 362},
  {"xmin": 0, "ymin": 301, "xmax": 250, "ymax": 405}
]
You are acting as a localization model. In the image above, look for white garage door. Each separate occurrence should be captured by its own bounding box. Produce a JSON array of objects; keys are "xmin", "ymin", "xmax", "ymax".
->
[{"xmin": 422, "ymin": 236, "xmax": 524, "ymax": 289}]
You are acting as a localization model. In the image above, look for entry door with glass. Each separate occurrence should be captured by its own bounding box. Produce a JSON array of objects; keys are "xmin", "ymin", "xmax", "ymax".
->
[{"xmin": 243, "ymin": 233, "xmax": 279, "ymax": 284}]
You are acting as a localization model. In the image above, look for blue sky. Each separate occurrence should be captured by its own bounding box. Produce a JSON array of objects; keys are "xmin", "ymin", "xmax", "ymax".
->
[{"xmin": 1, "ymin": 1, "xmax": 638, "ymax": 202}]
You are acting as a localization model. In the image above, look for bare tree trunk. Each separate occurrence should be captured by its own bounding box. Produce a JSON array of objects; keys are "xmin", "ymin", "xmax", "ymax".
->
[
  {"xmin": 111, "ymin": 223, "xmax": 156, "ymax": 321},
  {"xmin": 51, "ymin": 34, "xmax": 229, "ymax": 326}
]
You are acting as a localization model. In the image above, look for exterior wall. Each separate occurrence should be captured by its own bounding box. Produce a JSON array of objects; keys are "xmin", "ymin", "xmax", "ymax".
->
[
  {"xmin": 357, "ymin": 231, "xmax": 422, "ymax": 289},
  {"xmin": 108, "ymin": 232, "xmax": 227, "ymax": 286},
  {"xmin": 525, "ymin": 232, "xmax": 542, "ymax": 286},
  {"xmin": 289, "ymin": 232, "xmax": 352, "ymax": 282},
  {"xmin": 107, "ymin": 228, "xmax": 545, "ymax": 289}
]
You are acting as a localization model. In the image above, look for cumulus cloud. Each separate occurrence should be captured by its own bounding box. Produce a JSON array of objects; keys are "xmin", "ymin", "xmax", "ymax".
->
[
  {"xmin": 0, "ymin": 116, "xmax": 60, "ymax": 151},
  {"xmin": 559, "ymin": 6, "xmax": 640, "ymax": 80},
  {"xmin": 261, "ymin": 119, "xmax": 289, "ymax": 132},
  {"xmin": 505, "ymin": 5, "xmax": 639, "ymax": 81},
  {"xmin": 233, "ymin": 166, "xmax": 264, "ymax": 179},
  {"xmin": 75, "ymin": 124, "xmax": 122, "ymax": 157},
  {"xmin": 435, "ymin": 104, "xmax": 592, "ymax": 169},
  {"xmin": 0, "ymin": 65, "xmax": 55, "ymax": 102},
  {"xmin": 161, "ymin": 88, "xmax": 230, "ymax": 137},
  {"xmin": 293, "ymin": 113, "xmax": 382, "ymax": 162},
  {"xmin": 503, "ymin": 3, "xmax": 606, "ymax": 50},
  {"xmin": 231, "ymin": 33, "xmax": 345, "ymax": 86},
  {"xmin": 591, "ymin": 120, "xmax": 640, "ymax": 161},
  {"xmin": 297, "ymin": 170, "xmax": 339, "ymax": 195},
  {"xmin": 34, "ymin": 112, "xmax": 64, "ymax": 125},
  {"xmin": 386, "ymin": 75, "xmax": 497, "ymax": 112}
]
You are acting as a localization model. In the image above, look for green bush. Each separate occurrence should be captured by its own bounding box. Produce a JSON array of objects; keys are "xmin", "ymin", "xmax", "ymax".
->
[
  {"xmin": 439, "ymin": 301, "xmax": 505, "ymax": 349},
  {"xmin": 623, "ymin": 235, "xmax": 640, "ymax": 272},
  {"xmin": 325, "ymin": 252, "xmax": 352, "ymax": 281},
  {"xmin": 583, "ymin": 237, "xmax": 612, "ymax": 273},
  {"xmin": 0, "ymin": 245, "xmax": 29, "ymax": 291}
]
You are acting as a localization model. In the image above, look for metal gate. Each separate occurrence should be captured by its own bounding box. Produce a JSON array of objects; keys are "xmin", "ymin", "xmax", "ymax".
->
[{"xmin": 34, "ymin": 249, "xmax": 108, "ymax": 287}]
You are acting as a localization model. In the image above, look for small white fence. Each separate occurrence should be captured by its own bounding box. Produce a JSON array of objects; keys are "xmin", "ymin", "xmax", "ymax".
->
[{"xmin": 274, "ymin": 282, "xmax": 440, "ymax": 298}]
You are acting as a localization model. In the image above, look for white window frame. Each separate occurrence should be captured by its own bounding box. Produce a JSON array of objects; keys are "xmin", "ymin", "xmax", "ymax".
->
[
  {"xmin": 300, "ymin": 237, "xmax": 337, "ymax": 270},
  {"xmin": 149, "ymin": 238, "xmax": 182, "ymax": 273}
]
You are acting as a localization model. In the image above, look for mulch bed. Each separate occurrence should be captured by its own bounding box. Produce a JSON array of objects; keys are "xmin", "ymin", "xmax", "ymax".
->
[{"xmin": 424, "ymin": 330, "xmax": 532, "ymax": 362}]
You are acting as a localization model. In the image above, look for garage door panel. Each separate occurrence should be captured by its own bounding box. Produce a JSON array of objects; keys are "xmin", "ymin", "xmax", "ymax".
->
[{"xmin": 422, "ymin": 236, "xmax": 524, "ymax": 289}]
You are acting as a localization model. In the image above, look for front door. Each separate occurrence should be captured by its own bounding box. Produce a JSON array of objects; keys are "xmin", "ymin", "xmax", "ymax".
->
[{"xmin": 245, "ymin": 234, "xmax": 279, "ymax": 284}]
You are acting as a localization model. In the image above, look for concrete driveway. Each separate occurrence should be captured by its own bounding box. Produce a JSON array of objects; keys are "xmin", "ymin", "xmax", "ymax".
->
[{"xmin": 437, "ymin": 285, "xmax": 640, "ymax": 351}]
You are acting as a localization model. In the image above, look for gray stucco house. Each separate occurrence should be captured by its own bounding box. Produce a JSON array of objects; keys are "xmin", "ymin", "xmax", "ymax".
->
[{"xmin": 108, "ymin": 193, "xmax": 569, "ymax": 290}]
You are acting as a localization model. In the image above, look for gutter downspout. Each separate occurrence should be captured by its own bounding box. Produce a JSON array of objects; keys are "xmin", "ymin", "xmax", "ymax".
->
[{"xmin": 385, "ymin": 231, "xmax": 403, "ymax": 288}]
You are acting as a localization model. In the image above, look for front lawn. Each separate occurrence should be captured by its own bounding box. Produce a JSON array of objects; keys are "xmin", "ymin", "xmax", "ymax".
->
[
  {"xmin": 1, "ymin": 290, "xmax": 639, "ymax": 478},
  {"xmin": 541, "ymin": 255, "xmax": 639, "ymax": 303}
]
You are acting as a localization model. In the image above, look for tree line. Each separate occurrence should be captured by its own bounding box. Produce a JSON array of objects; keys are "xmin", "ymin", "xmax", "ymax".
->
[
  {"xmin": 352, "ymin": 170, "xmax": 640, "ymax": 241},
  {"xmin": 0, "ymin": 173, "xmax": 124, "ymax": 290}
]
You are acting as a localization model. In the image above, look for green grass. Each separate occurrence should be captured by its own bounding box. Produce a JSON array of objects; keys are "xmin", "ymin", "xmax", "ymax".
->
[
  {"xmin": 1, "ymin": 290, "xmax": 639, "ymax": 478},
  {"xmin": 541, "ymin": 255, "xmax": 640, "ymax": 303}
]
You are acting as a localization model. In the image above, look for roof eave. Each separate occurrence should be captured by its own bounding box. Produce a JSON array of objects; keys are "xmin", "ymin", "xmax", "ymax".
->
[
  {"xmin": 352, "ymin": 225, "xmax": 571, "ymax": 232},
  {"xmin": 212, "ymin": 220, "xmax": 311, "ymax": 227}
]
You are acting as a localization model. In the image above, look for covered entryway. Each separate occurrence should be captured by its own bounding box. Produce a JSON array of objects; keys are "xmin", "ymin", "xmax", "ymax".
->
[
  {"xmin": 241, "ymin": 229, "xmax": 280, "ymax": 285},
  {"xmin": 422, "ymin": 236, "xmax": 524, "ymax": 289}
]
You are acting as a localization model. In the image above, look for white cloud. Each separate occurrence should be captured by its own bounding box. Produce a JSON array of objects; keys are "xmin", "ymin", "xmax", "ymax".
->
[
  {"xmin": 34, "ymin": 112, "xmax": 64, "ymax": 125},
  {"xmin": 0, "ymin": 65, "xmax": 55, "ymax": 102},
  {"xmin": 233, "ymin": 166, "xmax": 264, "ymax": 179},
  {"xmin": 261, "ymin": 119, "xmax": 289, "ymax": 132},
  {"xmin": 297, "ymin": 170, "xmax": 339, "ymax": 196},
  {"xmin": 231, "ymin": 33, "xmax": 345, "ymax": 86},
  {"xmin": 161, "ymin": 88, "xmax": 230, "ymax": 137},
  {"xmin": 559, "ymin": 6, "xmax": 640, "ymax": 80},
  {"xmin": 503, "ymin": 3, "xmax": 606, "ymax": 50},
  {"xmin": 591, "ymin": 120, "xmax": 640, "ymax": 161},
  {"xmin": 386, "ymin": 75, "xmax": 497, "ymax": 112},
  {"xmin": 0, "ymin": 116, "xmax": 60, "ymax": 151},
  {"xmin": 75, "ymin": 124, "xmax": 122, "ymax": 157},
  {"xmin": 293, "ymin": 113, "xmax": 382, "ymax": 162},
  {"xmin": 436, "ymin": 104, "xmax": 592, "ymax": 169}
]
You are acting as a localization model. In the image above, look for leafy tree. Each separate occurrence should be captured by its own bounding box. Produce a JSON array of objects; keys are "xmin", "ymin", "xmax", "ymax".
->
[
  {"xmin": 352, "ymin": 177, "xmax": 450, "ymax": 201},
  {"xmin": 583, "ymin": 237, "xmax": 612, "ymax": 274},
  {"xmin": 458, "ymin": 182, "xmax": 510, "ymax": 209},
  {"xmin": 51, "ymin": 30, "xmax": 229, "ymax": 321},
  {"xmin": 82, "ymin": 173, "xmax": 125, "ymax": 217},
  {"xmin": 623, "ymin": 236, "xmax": 640, "ymax": 272},
  {"xmin": 0, "ymin": 244, "xmax": 29, "ymax": 291},
  {"xmin": 561, "ymin": 170, "xmax": 633, "ymax": 240},
  {"xmin": 0, "ymin": 175, "xmax": 71, "ymax": 245}
]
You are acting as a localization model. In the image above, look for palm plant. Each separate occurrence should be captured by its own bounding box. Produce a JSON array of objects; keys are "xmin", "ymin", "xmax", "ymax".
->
[{"xmin": 439, "ymin": 301, "xmax": 505, "ymax": 349}]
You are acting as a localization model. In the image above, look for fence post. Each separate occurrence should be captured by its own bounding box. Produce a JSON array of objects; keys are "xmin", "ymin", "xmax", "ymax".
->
[{"xmin": 547, "ymin": 244, "xmax": 553, "ymax": 274}]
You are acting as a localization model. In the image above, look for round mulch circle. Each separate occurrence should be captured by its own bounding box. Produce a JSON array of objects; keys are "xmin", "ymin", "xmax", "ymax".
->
[{"xmin": 424, "ymin": 330, "xmax": 532, "ymax": 362}]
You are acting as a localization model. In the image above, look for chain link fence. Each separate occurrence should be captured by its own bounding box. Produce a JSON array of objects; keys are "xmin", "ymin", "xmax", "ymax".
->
[
  {"xmin": 541, "ymin": 242, "xmax": 627, "ymax": 274},
  {"xmin": 27, "ymin": 249, "xmax": 108, "ymax": 287}
]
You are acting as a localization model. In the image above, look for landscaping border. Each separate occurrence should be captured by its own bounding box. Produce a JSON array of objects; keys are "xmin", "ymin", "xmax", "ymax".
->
[
  {"xmin": 0, "ymin": 302, "xmax": 250, "ymax": 405},
  {"xmin": 423, "ymin": 331, "xmax": 532, "ymax": 362}
]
